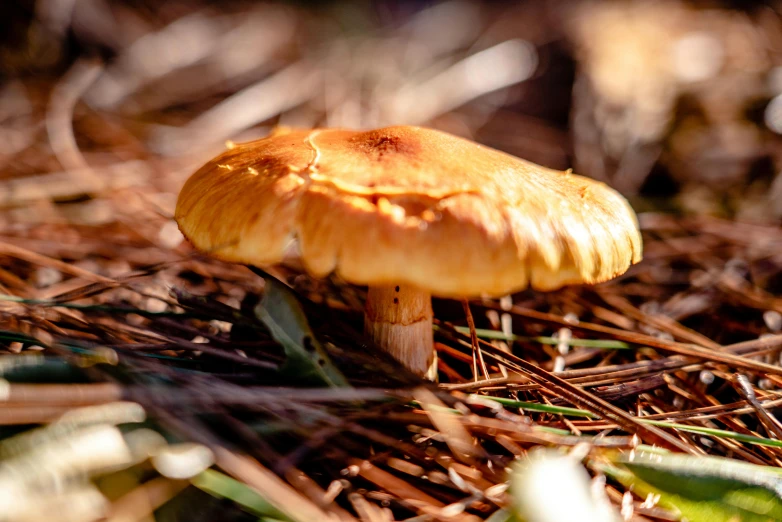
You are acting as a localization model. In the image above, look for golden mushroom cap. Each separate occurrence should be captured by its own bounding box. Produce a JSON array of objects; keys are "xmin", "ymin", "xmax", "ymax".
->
[{"xmin": 175, "ymin": 126, "xmax": 642, "ymax": 297}]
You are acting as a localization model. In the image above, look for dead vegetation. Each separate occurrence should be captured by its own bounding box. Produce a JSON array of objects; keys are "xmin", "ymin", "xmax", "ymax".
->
[{"xmin": 4, "ymin": 1, "xmax": 782, "ymax": 521}]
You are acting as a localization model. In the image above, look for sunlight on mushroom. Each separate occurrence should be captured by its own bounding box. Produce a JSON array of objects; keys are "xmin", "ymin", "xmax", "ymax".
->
[{"xmin": 175, "ymin": 125, "xmax": 642, "ymax": 379}]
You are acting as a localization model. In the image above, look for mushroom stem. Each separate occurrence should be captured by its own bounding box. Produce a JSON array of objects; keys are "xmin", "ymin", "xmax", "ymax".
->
[{"xmin": 364, "ymin": 285, "xmax": 437, "ymax": 380}]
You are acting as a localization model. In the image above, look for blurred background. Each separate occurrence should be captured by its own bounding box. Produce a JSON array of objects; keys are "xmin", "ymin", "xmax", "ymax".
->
[
  {"xmin": 4, "ymin": 0, "xmax": 782, "ymax": 229},
  {"xmin": 5, "ymin": 2, "xmax": 782, "ymax": 521}
]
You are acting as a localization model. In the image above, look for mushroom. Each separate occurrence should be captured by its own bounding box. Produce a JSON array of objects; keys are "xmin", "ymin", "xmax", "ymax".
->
[{"xmin": 175, "ymin": 126, "xmax": 642, "ymax": 379}]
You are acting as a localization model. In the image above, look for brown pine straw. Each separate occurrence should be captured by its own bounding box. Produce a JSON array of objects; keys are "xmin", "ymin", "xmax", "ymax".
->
[{"xmin": 5, "ymin": 2, "xmax": 782, "ymax": 519}]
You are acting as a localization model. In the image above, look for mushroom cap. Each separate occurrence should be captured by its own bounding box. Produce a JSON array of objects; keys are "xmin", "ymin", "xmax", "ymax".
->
[{"xmin": 175, "ymin": 126, "xmax": 642, "ymax": 297}]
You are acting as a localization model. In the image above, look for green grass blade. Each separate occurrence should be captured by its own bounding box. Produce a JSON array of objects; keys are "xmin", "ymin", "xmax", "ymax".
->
[
  {"xmin": 481, "ymin": 397, "xmax": 782, "ymax": 448},
  {"xmin": 449, "ymin": 326, "xmax": 630, "ymax": 349},
  {"xmin": 191, "ymin": 470, "xmax": 293, "ymax": 522}
]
